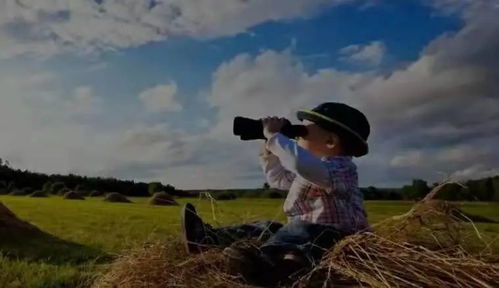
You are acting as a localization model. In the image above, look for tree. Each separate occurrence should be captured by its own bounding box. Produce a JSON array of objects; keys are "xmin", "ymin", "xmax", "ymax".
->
[
  {"xmin": 466, "ymin": 178, "xmax": 494, "ymax": 201},
  {"xmin": 263, "ymin": 182, "xmax": 270, "ymax": 190},
  {"xmin": 50, "ymin": 182, "xmax": 65, "ymax": 195},
  {"xmin": 492, "ymin": 177, "xmax": 499, "ymax": 202},
  {"xmin": 400, "ymin": 185, "xmax": 414, "ymax": 200},
  {"xmin": 412, "ymin": 179, "xmax": 430, "ymax": 200},
  {"xmin": 362, "ymin": 186, "xmax": 378, "ymax": 200},
  {"xmin": 148, "ymin": 182, "xmax": 162, "ymax": 196}
]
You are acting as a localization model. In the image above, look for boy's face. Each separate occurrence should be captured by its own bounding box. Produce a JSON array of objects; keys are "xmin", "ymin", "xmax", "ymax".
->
[{"xmin": 297, "ymin": 120, "xmax": 339, "ymax": 157}]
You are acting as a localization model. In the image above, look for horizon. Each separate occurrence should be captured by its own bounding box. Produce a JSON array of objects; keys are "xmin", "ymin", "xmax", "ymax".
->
[{"xmin": 1, "ymin": 0, "xmax": 498, "ymax": 190}]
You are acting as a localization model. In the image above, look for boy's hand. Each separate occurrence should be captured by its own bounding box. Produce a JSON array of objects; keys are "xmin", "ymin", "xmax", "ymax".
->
[{"xmin": 262, "ymin": 116, "xmax": 287, "ymax": 139}]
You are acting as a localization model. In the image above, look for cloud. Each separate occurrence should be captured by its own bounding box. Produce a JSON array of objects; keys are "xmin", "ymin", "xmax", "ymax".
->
[
  {"xmin": 450, "ymin": 165, "xmax": 499, "ymax": 182},
  {"xmin": 1, "ymin": 0, "xmax": 498, "ymax": 190},
  {"xmin": 67, "ymin": 86, "xmax": 101, "ymax": 115},
  {"xmin": 197, "ymin": 1, "xmax": 499, "ymax": 188},
  {"xmin": 0, "ymin": 0, "xmax": 348, "ymax": 59},
  {"xmin": 139, "ymin": 83, "xmax": 182, "ymax": 112},
  {"xmin": 390, "ymin": 151, "xmax": 425, "ymax": 168},
  {"xmin": 0, "ymin": 68, "xmax": 188, "ymax": 182},
  {"xmin": 339, "ymin": 41, "xmax": 386, "ymax": 66}
]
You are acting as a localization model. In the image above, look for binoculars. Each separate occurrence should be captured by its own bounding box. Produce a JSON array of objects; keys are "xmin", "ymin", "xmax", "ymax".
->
[{"xmin": 233, "ymin": 116, "xmax": 308, "ymax": 140}]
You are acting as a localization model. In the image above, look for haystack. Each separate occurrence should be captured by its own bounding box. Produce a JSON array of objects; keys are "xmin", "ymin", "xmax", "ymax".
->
[
  {"xmin": 95, "ymin": 183, "xmax": 499, "ymax": 288},
  {"xmin": 93, "ymin": 239, "xmax": 246, "ymax": 288},
  {"xmin": 149, "ymin": 192, "xmax": 178, "ymax": 206},
  {"xmin": 90, "ymin": 190, "xmax": 104, "ymax": 197},
  {"xmin": 64, "ymin": 191, "xmax": 85, "ymax": 200},
  {"xmin": 104, "ymin": 193, "xmax": 131, "ymax": 203},
  {"xmin": 305, "ymin": 232, "xmax": 499, "ymax": 288},
  {"xmin": 0, "ymin": 202, "xmax": 42, "ymax": 236}
]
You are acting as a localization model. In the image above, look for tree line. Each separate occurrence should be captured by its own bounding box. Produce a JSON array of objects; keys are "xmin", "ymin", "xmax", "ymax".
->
[
  {"xmin": 1, "ymin": 158, "xmax": 498, "ymax": 201},
  {"xmin": 0, "ymin": 159, "xmax": 179, "ymax": 197}
]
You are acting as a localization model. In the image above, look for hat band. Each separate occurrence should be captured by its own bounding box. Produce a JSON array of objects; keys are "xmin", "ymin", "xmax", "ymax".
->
[{"xmin": 298, "ymin": 109, "xmax": 367, "ymax": 145}]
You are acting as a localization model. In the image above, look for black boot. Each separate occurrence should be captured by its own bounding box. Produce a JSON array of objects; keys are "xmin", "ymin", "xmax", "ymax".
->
[
  {"xmin": 223, "ymin": 243, "xmax": 280, "ymax": 287},
  {"xmin": 181, "ymin": 203, "xmax": 208, "ymax": 254}
]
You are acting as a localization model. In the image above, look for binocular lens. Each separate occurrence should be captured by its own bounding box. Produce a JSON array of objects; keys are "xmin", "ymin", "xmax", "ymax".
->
[{"xmin": 233, "ymin": 116, "xmax": 308, "ymax": 140}]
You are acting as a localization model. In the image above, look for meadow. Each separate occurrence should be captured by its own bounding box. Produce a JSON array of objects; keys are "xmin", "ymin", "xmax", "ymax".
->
[{"xmin": 0, "ymin": 195, "xmax": 498, "ymax": 288}]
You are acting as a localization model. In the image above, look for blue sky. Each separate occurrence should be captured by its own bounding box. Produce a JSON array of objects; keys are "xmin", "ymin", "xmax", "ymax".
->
[{"xmin": 0, "ymin": 0, "xmax": 498, "ymax": 189}]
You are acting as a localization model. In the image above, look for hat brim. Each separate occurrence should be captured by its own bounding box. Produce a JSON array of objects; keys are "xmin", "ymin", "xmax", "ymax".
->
[{"xmin": 297, "ymin": 110, "xmax": 368, "ymax": 157}]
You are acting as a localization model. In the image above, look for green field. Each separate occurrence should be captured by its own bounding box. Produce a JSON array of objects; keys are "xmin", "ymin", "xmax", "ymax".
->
[{"xmin": 0, "ymin": 196, "xmax": 498, "ymax": 288}]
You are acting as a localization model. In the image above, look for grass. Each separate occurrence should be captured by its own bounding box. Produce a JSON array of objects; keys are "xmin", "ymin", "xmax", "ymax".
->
[{"xmin": 0, "ymin": 195, "xmax": 498, "ymax": 288}]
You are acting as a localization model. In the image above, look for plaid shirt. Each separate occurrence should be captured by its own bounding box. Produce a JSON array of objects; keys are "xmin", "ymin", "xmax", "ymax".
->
[{"xmin": 260, "ymin": 133, "xmax": 370, "ymax": 234}]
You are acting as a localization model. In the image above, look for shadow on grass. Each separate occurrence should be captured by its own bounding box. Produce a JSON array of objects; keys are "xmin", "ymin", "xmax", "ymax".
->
[
  {"xmin": 0, "ymin": 202, "xmax": 109, "ymax": 266},
  {"xmin": 0, "ymin": 230, "xmax": 110, "ymax": 266}
]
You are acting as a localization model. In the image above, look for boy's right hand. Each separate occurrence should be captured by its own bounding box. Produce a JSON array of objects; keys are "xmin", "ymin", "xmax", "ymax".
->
[{"xmin": 262, "ymin": 116, "xmax": 287, "ymax": 139}]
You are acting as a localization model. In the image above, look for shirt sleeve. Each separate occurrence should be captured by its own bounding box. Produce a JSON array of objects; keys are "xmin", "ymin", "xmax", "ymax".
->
[
  {"xmin": 265, "ymin": 133, "xmax": 331, "ymax": 189},
  {"xmin": 259, "ymin": 143, "xmax": 296, "ymax": 191}
]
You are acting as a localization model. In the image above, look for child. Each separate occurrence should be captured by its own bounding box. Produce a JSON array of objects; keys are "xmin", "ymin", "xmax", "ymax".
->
[{"xmin": 180, "ymin": 102, "xmax": 371, "ymax": 286}]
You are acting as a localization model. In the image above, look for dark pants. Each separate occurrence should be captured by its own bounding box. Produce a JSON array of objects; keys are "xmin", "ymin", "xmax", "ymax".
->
[{"xmin": 206, "ymin": 220, "xmax": 347, "ymax": 264}]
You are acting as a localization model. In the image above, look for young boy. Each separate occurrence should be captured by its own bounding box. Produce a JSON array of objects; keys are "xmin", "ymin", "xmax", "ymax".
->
[{"xmin": 180, "ymin": 102, "xmax": 371, "ymax": 286}]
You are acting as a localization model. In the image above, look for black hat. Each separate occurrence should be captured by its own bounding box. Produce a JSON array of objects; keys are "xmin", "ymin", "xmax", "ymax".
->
[{"xmin": 296, "ymin": 102, "xmax": 370, "ymax": 157}]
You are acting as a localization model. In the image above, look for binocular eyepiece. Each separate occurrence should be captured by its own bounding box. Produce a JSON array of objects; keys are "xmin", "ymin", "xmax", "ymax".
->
[{"xmin": 233, "ymin": 116, "xmax": 308, "ymax": 140}]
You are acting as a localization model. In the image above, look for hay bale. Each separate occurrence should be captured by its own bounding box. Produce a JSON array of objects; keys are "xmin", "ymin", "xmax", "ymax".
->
[
  {"xmin": 104, "ymin": 193, "xmax": 131, "ymax": 203},
  {"xmin": 373, "ymin": 183, "xmax": 493, "ymax": 251},
  {"xmin": 89, "ymin": 190, "xmax": 104, "ymax": 197},
  {"xmin": 58, "ymin": 187, "xmax": 71, "ymax": 196},
  {"xmin": 93, "ymin": 239, "xmax": 247, "ymax": 288},
  {"xmin": 78, "ymin": 190, "xmax": 92, "ymax": 197},
  {"xmin": 30, "ymin": 191, "xmax": 48, "ymax": 198},
  {"xmin": 308, "ymin": 233, "xmax": 499, "ymax": 288},
  {"xmin": 149, "ymin": 192, "xmax": 178, "ymax": 206},
  {"xmin": 64, "ymin": 191, "xmax": 85, "ymax": 200}
]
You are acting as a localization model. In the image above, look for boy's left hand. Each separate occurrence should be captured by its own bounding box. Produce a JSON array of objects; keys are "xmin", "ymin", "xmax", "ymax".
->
[{"xmin": 262, "ymin": 116, "xmax": 287, "ymax": 139}]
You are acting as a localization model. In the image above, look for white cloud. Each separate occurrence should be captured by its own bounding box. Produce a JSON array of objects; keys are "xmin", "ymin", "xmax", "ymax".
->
[
  {"xmin": 1, "ymin": 0, "xmax": 498, "ymax": 190},
  {"xmin": 0, "ymin": 0, "xmax": 348, "ymax": 59},
  {"xmin": 450, "ymin": 165, "xmax": 499, "ymax": 182},
  {"xmin": 193, "ymin": 1, "xmax": 499, "ymax": 188},
  {"xmin": 390, "ymin": 151, "xmax": 425, "ymax": 168},
  {"xmin": 0, "ymin": 68, "xmax": 190, "ymax": 181},
  {"xmin": 139, "ymin": 83, "xmax": 182, "ymax": 112},
  {"xmin": 67, "ymin": 86, "xmax": 101, "ymax": 115},
  {"xmin": 339, "ymin": 41, "xmax": 386, "ymax": 66}
]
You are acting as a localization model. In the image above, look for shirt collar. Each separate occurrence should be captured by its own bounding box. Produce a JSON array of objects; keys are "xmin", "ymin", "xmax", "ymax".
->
[{"xmin": 320, "ymin": 155, "xmax": 353, "ymax": 162}]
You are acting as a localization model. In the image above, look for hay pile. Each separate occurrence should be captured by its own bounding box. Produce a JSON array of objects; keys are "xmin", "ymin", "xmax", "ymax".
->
[
  {"xmin": 89, "ymin": 190, "xmax": 104, "ymax": 197},
  {"xmin": 373, "ymin": 184, "xmax": 495, "ymax": 253},
  {"xmin": 149, "ymin": 192, "xmax": 178, "ymax": 206},
  {"xmin": 93, "ymin": 239, "xmax": 248, "ymax": 288},
  {"xmin": 305, "ymin": 233, "xmax": 499, "ymax": 288},
  {"xmin": 64, "ymin": 191, "xmax": 85, "ymax": 200},
  {"xmin": 94, "ymin": 184, "xmax": 499, "ymax": 288},
  {"xmin": 104, "ymin": 193, "xmax": 131, "ymax": 203}
]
